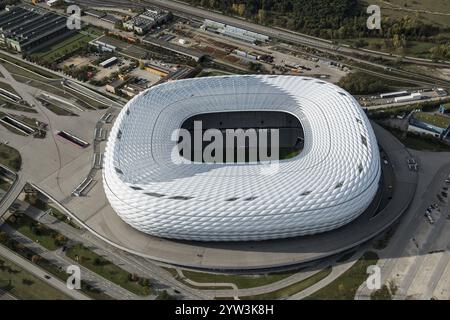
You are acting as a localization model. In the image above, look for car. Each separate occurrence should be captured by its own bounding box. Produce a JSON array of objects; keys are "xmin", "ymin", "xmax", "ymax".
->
[
  {"xmin": 44, "ymin": 275, "xmax": 51, "ymax": 280},
  {"xmin": 383, "ymin": 160, "xmax": 389, "ymax": 165}
]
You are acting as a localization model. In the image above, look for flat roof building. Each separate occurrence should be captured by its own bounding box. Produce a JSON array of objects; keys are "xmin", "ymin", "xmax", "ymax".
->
[
  {"xmin": 0, "ymin": 5, "xmax": 75, "ymax": 53},
  {"xmin": 123, "ymin": 7, "xmax": 171, "ymax": 35},
  {"xmin": 100, "ymin": 56, "xmax": 118, "ymax": 68}
]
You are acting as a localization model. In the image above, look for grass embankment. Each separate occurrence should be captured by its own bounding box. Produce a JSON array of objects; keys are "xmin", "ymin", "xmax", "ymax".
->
[
  {"xmin": 31, "ymin": 32, "xmax": 95, "ymax": 63},
  {"xmin": 414, "ymin": 112, "xmax": 450, "ymax": 129},
  {"xmin": 378, "ymin": 123, "xmax": 450, "ymax": 152},
  {"xmin": 241, "ymin": 267, "xmax": 332, "ymax": 300},
  {"xmin": 24, "ymin": 193, "xmax": 82, "ymax": 230},
  {"xmin": 0, "ymin": 144, "xmax": 21, "ymax": 171},
  {"xmin": 0, "ymin": 255, "xmax": 70, "ymax": 300},
  {"xmin": 181, "ymin": 269, "xmax": 300, "ymax": 290},
  {"xmin": 0, "ymin": 231, "xmax": 112, "ymax": 300},
  {"xmin": 66, "ymin": 244, "xmax": 151, "ymax": 296},
  {"xmin": 307, "ymin": 251, "xmax": 379, "ymax": 300},
  {"xmin": 7, "ymin": 213, "xmax": 68, "ymax": 251},
  {"xmin": 370, "ymin": 281, "xmax": 398, "ymax": 300}
]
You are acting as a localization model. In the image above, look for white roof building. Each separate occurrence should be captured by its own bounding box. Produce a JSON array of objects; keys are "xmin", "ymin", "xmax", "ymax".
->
[{"xmin": 103, "ymin": 75, "xmax": 380, "ymax": 241}]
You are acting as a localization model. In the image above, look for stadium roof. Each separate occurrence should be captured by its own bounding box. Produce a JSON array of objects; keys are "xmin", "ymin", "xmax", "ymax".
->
[{"xmin": 103, "ymin": 75, "xmax": 380, "ymax": 241}]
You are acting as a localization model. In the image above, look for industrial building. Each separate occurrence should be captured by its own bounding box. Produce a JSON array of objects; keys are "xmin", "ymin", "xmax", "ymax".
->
[
  {"xmin": 99, "ymin": 56, "xmax": 118, "ymax": 68},
  {"xmin": 103, "ymin": 75, "xmax": 380, "ymax": 241},
  {"xmin": 123, "ymin": 7, "xmax": 171, "ymax": 35},
  {"xmin": 202, "ymin": 19, "xmax": 269, "ymax": 44},
  {"xmin": 89, "ymin": 40, "xmax": 116, "ymax": 53},
  {"xmin": 0, "ymin": 5, "xmax": 74, "ymax": 53},
  {"xmin": 394, "ymin": 92, "xmax": 422, "ymax": 103}
]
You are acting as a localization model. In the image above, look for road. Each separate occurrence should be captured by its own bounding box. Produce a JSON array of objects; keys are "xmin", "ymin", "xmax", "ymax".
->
[
  {"xmin": 355, "ymin": 154, "xmax": 450, "ymax": 300},
  {"xmin": 78, "ymin": 0, "xmax": 450, "ymax": 68},
  {"xmin": 0, "ymin": 245, "xmax": 90, "ymax": 300}
]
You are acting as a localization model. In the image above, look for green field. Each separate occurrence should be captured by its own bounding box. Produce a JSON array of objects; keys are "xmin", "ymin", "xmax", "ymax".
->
[
  {"xmin": 0, "ymin": 81, "xmax": 19, "ymax": 96},
  {"xmin": 66, "ymin": 244, "xmax": 151, "ymax": 296},
  {"xmin": 0, "ymin": 52, "xmax": 58, "ymax": 79},
  {"xmin": 344, "ymin": 37, "xmax": 438, "ymax": 59},
  {"xmin": 365, "ymin": 0, "xmax": 450, "ymax": 27},
  {"xmin": 31, "ymin": 33, "xmax": 91, "ymax": 62},
  {"xmin": 307, "ymin": 251, "xmax": 379, "ymax": 300},
  {"xmin": 7, "ymin": 213, "xmax": 67, "ymax": 251},
  {"xmin": 31, "ymin": 30, "xmax": 98, "ymax": 63},
  {"xmin": 241, "ymin": 267, "xmax": 332, "ymax": 300},
  {"xmin": 180, "ymin": 268, "xmax": 302, "ymax": 290},
  {"xmin": 0, "ymin": 176, "xmax": 12, "ymax": 192},
  {"xmin": 0, "ymin": 255, "xmax": 70, "ymax": 300},
  {"xmin": 0, "ymin": 231, "xmax": 112, "ymax": 300},
  {"xmin": 0, "ymin": 143, "xmax": 21, "ymax": 172},
  {"xmin": 414, "ymin": 112, "xmax": 450, "ymax": 129}
]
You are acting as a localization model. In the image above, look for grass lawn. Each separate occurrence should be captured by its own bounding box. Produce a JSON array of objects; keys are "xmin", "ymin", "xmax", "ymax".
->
[
  {"xmin": 66, "ymin": 244, "xmax": 151, "ymax": 296},
  {"xmin": 0, "ymin": 81, "xmax": 19, "ymax": 96},
  {"xmin": 0, "ymin": 176, "xmax": 12, "ymax": 192},
  {"xmin": 240, "ymin": 267, "xmax": 332, "ymax": 300},
  {"xmin": 366, "ymin": 0, "xmax": 450, "ymax": 27},
  {"xmin": 0, "ymin": 231, "xmax": 112, "ymax": 300},
  {"xmin": 414, "ymin": 112, "xmax": 450, "ymax": 129},
  {"xmin": 23, "ymin": 193, "xmax": 82, "ymax": 230},
  {"xmin": 307, "ymin": 251, "xmax": 379, "ymax": 300},
  {"xmin": 382, "ymin": 123, "xmax": 450, "ymax": 152},
  {"xmin": 370, "ymin": 282, "xmax": 397, "ymax": 300},
  {"xmin": 7, "ymin": 213, "xmax": 67, "ymax": 251},
  {"xmin": 32, "ymin": 32, "xmax": 94, "ymax": 63},
  {"xmin": 42, "ymin": 102, "xmax": 77, "ymax": 116},
  {"xmin": 197, "ymin": 70, "xmax": 232, "ymax": 77},
  {"xmin": 348, "ymin": 38, "xmax": 436, "ymax": 59},
  {"xmin": 0, "ymin": 52, "xmax": 58, "ymax": 79},
  {"xmin": 0, "ymin": 255, "xmax": 70, "ymax": 300},
  {"xmin": 181, "ymin": 268, "xmax": 303, "ymax": 290},
  {"xmin": 0, "ymin": 143, "xmax": 21, "ymax": 171},
  {"xmin": 0, "ymin": 98, "xmax": 37, "ymax": 113}
]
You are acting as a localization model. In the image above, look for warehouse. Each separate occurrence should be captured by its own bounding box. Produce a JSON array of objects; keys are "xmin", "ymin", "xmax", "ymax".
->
[{"xmin": 0, "ymin": 5, "xmax": 74, "ymax": 53}]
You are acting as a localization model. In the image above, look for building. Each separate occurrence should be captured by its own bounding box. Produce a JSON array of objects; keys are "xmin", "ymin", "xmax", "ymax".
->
[
  {"xmin": 89, "ymin": 40, "xmax": 116, "ymax": 53},
  {"xmin": 143, "ymin": 36, "xmax": 205, "ymax": 62},
  {"xmin": 380, "ymin": 91, "xmax": 409, "ymax": 99},
  {"xmin": 99, "ymin": 56, "xmax": 118, "ymax": 68},
  {"xmin": 203, "ymin": 19, "xmax": 269, "ymax": 44},
  {"xmin": 0, "ymin": 5, "xmax": 74, "ymax": 53},
  {"xmin": 120, "ymin": 83, "xmax": 146, "ymax": 98},
  {"xmin": 394, "ymin": 92, "xmax": 422, "ymax": 103},
  {"xmin": 123, "ymin": 7, "xmax": 171, "ymax": 35},
  {"xmin": 46, "ymin": 0, "xmax": 61, "ymax": 7},
  {"xmin": 144, "ymin": 64, "xmax": 170, "ymax": 77},
  {"xmin": 103, "ymin": 75, "xmax": 380, "ymax": 241},
  {"xmin": 106, "ymin": 79, "xmax": 128, "ymax": 94}
]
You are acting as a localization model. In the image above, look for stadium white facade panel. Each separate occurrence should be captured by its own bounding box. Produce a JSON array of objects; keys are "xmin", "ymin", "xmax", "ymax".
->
[{"xmin": 103, "ymin": 75, "xmax": 381, "ymax": 241}]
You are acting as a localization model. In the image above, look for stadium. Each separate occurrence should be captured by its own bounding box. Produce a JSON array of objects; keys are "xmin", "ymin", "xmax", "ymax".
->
[{"xmin": 103, "ymin": 75, "xmax": 381, "ymax": 242}]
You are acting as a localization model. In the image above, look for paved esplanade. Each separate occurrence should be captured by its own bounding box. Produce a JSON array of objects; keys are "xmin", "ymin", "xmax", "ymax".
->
[{"xmin": 49, "ymin": 122, "xmax": 417, "ymax": 270}]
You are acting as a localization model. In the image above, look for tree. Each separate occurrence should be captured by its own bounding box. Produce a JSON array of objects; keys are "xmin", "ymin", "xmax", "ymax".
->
[{"xmin": 31, "ymin": 255, "xmax": 41, "ymax": 264}]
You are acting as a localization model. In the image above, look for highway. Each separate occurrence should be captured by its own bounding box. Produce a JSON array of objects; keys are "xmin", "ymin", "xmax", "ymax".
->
[{"xmin": 77, "ymin": 0, "xmax": 450, "ymax": 68}]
